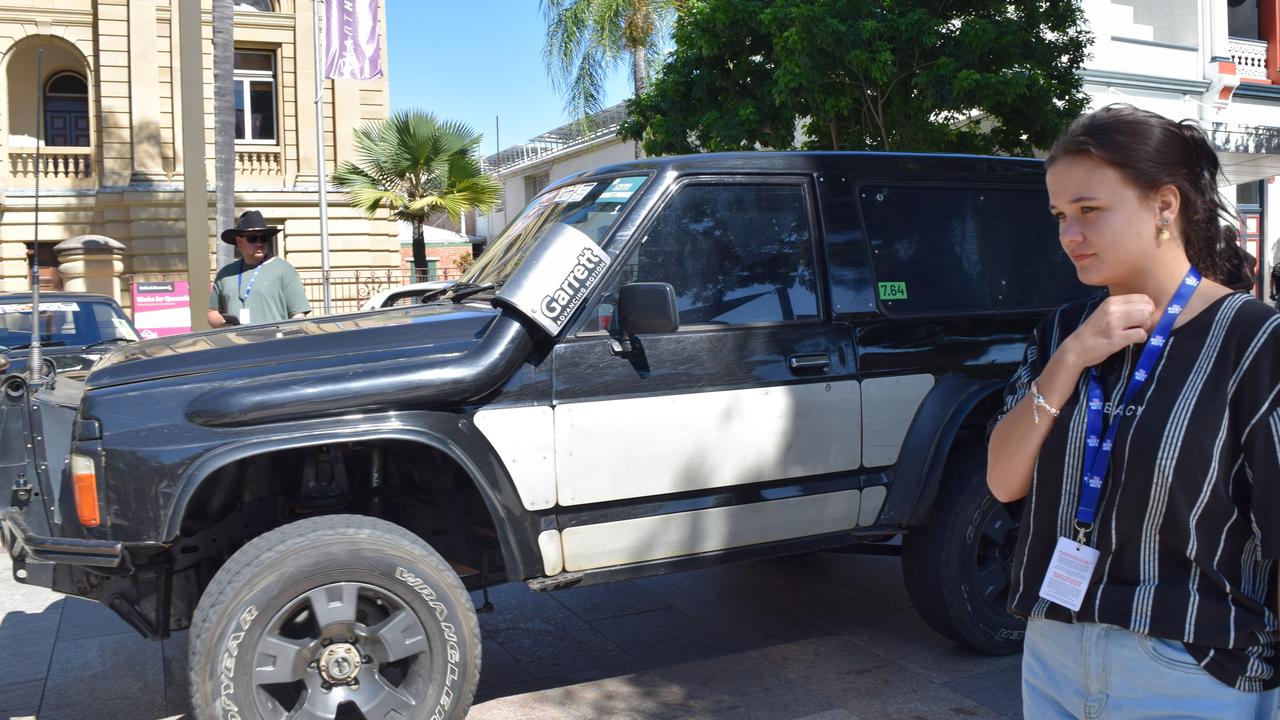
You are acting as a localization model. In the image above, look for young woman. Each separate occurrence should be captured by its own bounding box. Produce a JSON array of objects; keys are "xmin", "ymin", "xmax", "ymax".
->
[{"xmin": 987, "ymin": 104, "xmax": 1280, "ymax": 718}]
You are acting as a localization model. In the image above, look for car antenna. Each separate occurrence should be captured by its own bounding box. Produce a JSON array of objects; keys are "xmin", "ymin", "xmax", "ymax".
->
[{"xmin": 27, "ymin": 47, "xmax": 45, "ymax": 386}]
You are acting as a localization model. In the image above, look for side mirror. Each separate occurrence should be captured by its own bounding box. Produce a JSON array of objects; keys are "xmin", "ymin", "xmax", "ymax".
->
[
  {"xmin": 617, "ymin": 282, "xmax": 679, "ymax": 336},
  {"xmin": 611, "ymin": 283, "xmax": 678, "ymax": 356}
]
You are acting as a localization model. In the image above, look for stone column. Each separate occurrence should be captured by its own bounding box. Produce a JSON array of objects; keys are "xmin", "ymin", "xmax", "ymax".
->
[
  {"xmin": 294, "ymin": 0, "xmax": 321, "ymax": 185},
  {"xmin": 53, "ymin": 235, "xmax": 126, "ymax": 302},
  {"xmin": 128, "ymin": 0, "xmax": 168, "ymax": 182}
]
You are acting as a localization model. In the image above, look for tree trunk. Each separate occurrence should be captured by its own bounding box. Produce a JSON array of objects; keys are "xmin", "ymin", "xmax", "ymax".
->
[
  {"xmin": 212, "ymin": 0, "xmax": 235, "ymax": 269},
  {"xmin": 631, "ymin": 44, "xmax": 647, "ymax": 159},
  {"xmin": 412, "ymin": 220, "xmax": 428, "ymax": 283}
]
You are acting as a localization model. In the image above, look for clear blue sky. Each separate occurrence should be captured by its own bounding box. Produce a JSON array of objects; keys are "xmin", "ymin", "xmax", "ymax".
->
[{"xmin": 385, "ymin": 2, "xmax": 634, "ymax": 156}]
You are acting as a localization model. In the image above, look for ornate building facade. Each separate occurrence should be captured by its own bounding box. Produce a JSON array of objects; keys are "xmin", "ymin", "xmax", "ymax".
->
[{"xmin": 0, "ymin": 0, "xmax": 400, "ymax": 318}]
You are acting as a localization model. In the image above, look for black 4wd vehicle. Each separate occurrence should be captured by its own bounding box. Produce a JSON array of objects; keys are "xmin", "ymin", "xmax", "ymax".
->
[{"xmin": 1, "ymin": 152, "xmax": 1089, "ymax": 719}]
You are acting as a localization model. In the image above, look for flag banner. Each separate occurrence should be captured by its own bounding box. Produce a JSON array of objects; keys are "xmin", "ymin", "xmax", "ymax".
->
[{"xmin": 324, "ymin": 0, "xmax": 383, "ymax": 80}]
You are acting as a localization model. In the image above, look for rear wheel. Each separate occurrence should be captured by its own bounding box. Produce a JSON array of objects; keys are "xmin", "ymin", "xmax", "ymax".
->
[
  {"xmin": 188, "ymin": 514, "xmax": 481, "ymax": 720},
  {"xmin": 901, "ymin": 446, "xmax": 1025, "ymax": 655}
]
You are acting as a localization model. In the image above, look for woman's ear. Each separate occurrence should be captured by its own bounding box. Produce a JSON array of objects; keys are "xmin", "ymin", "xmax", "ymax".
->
[{"xmin": 1153, "ymin": 184, "xmax": 1181, "ymax": 226}]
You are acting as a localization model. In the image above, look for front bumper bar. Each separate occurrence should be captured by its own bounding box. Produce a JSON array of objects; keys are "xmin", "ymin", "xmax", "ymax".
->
[{"xmin": 1, "ymin": 506, "xmax": 125, "ymax": 568}]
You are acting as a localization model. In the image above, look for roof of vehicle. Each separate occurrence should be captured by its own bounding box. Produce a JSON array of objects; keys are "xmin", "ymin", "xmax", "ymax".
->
[
  {"xmin": 0, "ymin": 291, "xmax": 124, "ymax": 304},
  {"xmin": 554, "ymin": 150, "xmax": 1046, "ymax": 190}
]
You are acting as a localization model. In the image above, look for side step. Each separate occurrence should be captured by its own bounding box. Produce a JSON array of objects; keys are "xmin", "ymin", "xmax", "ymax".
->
[{"xmin": 526, "ymin": 572, "xmax": 585, "ymax": 592}]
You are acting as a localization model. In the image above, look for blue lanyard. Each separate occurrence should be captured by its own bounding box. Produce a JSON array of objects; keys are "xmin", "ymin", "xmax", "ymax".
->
[
  {"xmin": 237, "ymin": 259, "xmax": 266, "ymax": 302},
  {"xmin": 1076, "ymin": 266, "xmax": 1202, "ymax": 531}
]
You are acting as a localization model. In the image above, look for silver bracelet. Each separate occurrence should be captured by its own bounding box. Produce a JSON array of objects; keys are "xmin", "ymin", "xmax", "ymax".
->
[{"xmin": 1030, "ymin": 380, "xmax": 1061, "ymax": 425}]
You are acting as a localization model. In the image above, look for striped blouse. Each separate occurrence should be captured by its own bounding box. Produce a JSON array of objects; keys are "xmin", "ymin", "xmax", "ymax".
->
[{"xmin": 1000, "ymin": 291, "xmax": 1280, "ymax": 691}]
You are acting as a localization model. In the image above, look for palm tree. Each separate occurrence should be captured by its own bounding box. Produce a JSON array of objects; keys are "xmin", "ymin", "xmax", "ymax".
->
[
  {"xmin": 542, "ymin": 0, "xmax": 683, "ymax": 122},
  {"xmin": 333, "ymin": 111, "xmax": 502, "ymax": 282}
]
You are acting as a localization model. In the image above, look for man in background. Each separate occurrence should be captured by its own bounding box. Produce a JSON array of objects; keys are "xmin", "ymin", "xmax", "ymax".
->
[{"xmin": 208, "ymin": 210, "xmax": 311, "ymax": 327}]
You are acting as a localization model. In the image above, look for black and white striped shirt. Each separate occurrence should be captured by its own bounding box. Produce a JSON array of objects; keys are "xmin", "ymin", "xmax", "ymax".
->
[{"xmin": 1001, "ymin": 292, "xmax": 1280, "ymax": 691}]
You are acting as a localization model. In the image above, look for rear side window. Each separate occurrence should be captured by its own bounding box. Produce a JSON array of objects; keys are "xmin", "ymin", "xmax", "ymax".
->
[
  {"xmin": 588, "ymin": 181, "xmax": 819, "ymax": 331},
  {"xmin": 859, "ymin": 185, "xmax": 1086, "ymax": 314}
]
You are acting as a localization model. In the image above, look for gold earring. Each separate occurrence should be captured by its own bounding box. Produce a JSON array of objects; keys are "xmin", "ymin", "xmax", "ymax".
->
[{"xmin": 1158, "ymin": 218, "xmax": 1171, "ymax": 242}]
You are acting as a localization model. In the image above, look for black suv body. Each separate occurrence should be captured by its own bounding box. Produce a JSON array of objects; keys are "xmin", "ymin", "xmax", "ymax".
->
[{"xmin": 0, "ymin": 152, "xmax": 1089, "ymax": 719}]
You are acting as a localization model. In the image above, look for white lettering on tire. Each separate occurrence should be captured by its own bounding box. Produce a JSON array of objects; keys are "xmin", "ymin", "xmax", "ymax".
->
[
  {"xmin": 395, "ymin": 567, "xmax": 462, "ymax": 720},
  {"xmin": 219, "ymin": 605, "xmax": 259, "ymax": 720}
]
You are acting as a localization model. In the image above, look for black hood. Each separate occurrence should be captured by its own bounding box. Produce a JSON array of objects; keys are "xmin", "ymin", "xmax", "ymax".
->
[{"xmin": 86, "ymin": 303, "xmax": 501, "ymax": 390}]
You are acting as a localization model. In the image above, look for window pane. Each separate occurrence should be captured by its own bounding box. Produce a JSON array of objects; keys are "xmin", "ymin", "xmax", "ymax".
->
[
  {"xmin": 816, "ymin": 174, "xmax": 876, "ymax": 314},
  {"xmin": 235, "ymin": 0, "xmax": 274, "ymax": 11},
  {"xmin": 234, "ymin": 82, "xmax": 246, "ymax": 140},
  {"xmin": 859, "ymin": 185, "xmax": 1086, "ymax": 314},
  {"xmin": 249, "ymin": 80, "xmax": 275, "ymax": 141},
  {"xmin": 46, "ymin": 73, "xmax": 87, "ymax": 96},
  {"xmin": 234, "ymin": 51, "xmax": 273, "ymax": 72},
  {"xmin": 604, "ymin": 183, "xmax": 818, "ymax": 328}
]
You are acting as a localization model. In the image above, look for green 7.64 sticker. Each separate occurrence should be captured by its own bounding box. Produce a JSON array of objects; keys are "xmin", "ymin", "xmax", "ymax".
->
[{"xmin": 878, "ymin": 281, "xmax": 908, "ymax": 300}]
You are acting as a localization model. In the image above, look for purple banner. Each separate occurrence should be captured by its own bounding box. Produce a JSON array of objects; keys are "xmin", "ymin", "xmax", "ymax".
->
[{"xmin": 324, "ymin": 0, "xmax": 383, "ymax": 80}]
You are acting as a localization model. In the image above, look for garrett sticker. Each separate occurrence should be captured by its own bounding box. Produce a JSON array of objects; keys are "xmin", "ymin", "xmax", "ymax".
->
[
  {"xmin": 497, "ymin": 223, "xmax": 612, "ymax": 335},
  {"xmin": 538, "ymin": 246, "xmax": 609, "ymax": 327}
]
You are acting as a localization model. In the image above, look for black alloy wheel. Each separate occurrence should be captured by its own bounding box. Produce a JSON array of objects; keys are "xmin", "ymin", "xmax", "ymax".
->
[
  {"xmin": 901, "ymin": 446, "xmax": 1027, "ymax": 655},
  {"xmin": 188, "ymin": 515, "xmax": 481, "ymax": 720}
]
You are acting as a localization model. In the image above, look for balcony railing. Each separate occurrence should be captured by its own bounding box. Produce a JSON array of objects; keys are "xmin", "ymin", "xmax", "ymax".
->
[
  {"xmin": 235, "ymin": 148, "xmax": 283, "ymax": 177},
  {"xmin": 1229, "ymin": 37, "xmax": 1270, "ymax": 81},
  {"xmin": 6, "ymin": 147, "xmax": 93, "ymax": 182}
]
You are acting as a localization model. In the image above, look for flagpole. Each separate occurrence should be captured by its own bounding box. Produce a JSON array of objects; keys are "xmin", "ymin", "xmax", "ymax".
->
[{"xmin": 313, "ymin": 0, "xmax": 332, "ymax": 314}]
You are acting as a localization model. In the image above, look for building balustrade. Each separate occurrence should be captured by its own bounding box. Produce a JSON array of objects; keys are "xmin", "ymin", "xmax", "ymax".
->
[
  {"xmin": 1229, "ymin": 37, "xmax": 1270, "ymax": 81},
  {"xmin": 6, "ymin": 147, "xmax": 93, "ymax": 180},
  {"xmin": 235, "ymin": 147, "xmax": 283, "ymax": 176}
]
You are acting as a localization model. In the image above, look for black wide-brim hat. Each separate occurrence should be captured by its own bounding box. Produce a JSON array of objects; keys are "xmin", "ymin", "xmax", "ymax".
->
[{"xmin": 220, "ymin": 210, "xmax": 282, "ymax": 245}]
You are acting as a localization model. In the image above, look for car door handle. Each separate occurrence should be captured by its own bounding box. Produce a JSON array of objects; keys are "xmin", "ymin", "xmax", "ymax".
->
[{"xmin": 788, "ymin": 353, "xmax": 830, "ymax": 371}]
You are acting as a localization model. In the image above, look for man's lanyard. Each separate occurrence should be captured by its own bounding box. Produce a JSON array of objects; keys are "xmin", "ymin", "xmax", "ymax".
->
[
  {"xmin": 1075, "ymin": 266, "xmax": 1202, "ymax": 539},
  {"xmin": 237, "ymin": 258, "xmax": 268, "ymax": 302}
]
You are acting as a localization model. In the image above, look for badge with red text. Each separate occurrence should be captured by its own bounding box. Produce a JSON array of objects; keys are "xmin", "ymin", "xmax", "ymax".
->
[{"xmin": 1039, "ymin": 537, "xmax": 1100, "ymax": 612}]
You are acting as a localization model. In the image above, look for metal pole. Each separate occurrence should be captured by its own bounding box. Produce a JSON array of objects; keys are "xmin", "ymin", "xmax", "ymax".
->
[
  {"xmin": 314, "ymin": 0, "xmax": 332, "ymax": 314},
  {"xmin": 28, "ymin": 48, "xmax": 44, "ymax": 383},
  {"xmin": 496, "ymin": 115, "xmax": 504, "ymax": 228}
]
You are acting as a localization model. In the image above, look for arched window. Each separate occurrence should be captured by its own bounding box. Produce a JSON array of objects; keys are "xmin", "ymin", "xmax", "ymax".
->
[
  {"xmin": 44, "ymin": 71, "xmax": 89, "ymax": 147},
  {"xmin": 235, "ymin": 0, "xmax": 275, "ymax": 11}
]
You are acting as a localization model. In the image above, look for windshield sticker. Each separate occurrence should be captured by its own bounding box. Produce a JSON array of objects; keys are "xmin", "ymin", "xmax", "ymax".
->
[
  {"xmin": 0, "ymin": 302, "xmax": 79, "ymax": 314},
  {"xmin": 877, "ymin": 282, "xmax": 908, "ymax": 301},
  {"xmin": 111, "ymin": 317, "xmax": 140, "ymax": 342},
  {"xmin": 554, "ymin": 183, "xmax": 595, "ymax": 203},
  {"xmin": 498, "ymin": 224, "xmax": 612, "ymax": 335},
  {"xmin": 598, "ymin": 176, "xmax": 645, "ymax": 203},
  {"xmin": 505, "ymin": 193, "xmax": 557, "ymax": 239}
]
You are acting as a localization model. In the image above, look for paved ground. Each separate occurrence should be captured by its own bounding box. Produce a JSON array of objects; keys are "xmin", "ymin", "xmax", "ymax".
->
[{"xmin": 0, "ymin": 549, "xmax": 1023, "ymax": 720}]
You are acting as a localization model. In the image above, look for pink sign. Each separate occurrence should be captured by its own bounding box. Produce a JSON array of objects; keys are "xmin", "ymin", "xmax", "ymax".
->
[{"xmin": 131, "ymin": 281, "xmax": 191, "ymax": 339}]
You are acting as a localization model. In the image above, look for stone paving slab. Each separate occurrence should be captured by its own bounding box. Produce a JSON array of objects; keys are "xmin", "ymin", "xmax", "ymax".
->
[{"xmin": 1, "ymin": 550, "xmax": 1026, "ymax": 720}]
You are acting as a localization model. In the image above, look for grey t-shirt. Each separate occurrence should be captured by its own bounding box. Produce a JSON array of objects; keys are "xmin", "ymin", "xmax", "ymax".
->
[{"xmin": 209, "ymin": 257, "xmax": 311, "ymax": 325}]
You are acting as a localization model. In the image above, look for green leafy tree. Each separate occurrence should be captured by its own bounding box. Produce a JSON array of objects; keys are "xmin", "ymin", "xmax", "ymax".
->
[
  {"xmin": 620, "ymin": 0, "xmax": 1091, "ymax": 156},
  {"xmin": 542, "ymin": 0, "xmax": 684, "ymax": 121},
  {"xmin": 333, "ymin": 111, "xmax": 501, "ymax": 281}
]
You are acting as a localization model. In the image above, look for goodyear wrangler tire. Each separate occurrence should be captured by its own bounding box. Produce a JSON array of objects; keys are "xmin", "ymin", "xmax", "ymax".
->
[
  {"xmin": 188, "ymin": 515, "xmax": 480, "ymax": 720},
  {"xmin": 900, "ymin": 446, "xmax": 1026, "ymax": 655}
]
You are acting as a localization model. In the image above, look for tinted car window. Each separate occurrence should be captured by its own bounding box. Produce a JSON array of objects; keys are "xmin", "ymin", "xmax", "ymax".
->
[
  {"xmin": 590, "ymin": 182, "xmax": 819, "ymax": 331},
  {"xmin": 859, "ymin": 185, "xmax": 1086, "ymax": 314},
  {"xmin": 816, "ymin": 174, "xmax": 877, "ymax": 315},
  {"xmin": 0, "ymin": 299, "xmax": 135, "ymax": 348}
]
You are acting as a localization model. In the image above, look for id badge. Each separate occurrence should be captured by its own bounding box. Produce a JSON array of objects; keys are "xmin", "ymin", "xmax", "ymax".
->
[
  {"xmin": 240, "ymin": 308, "xmax": 251, "ymax": 325},
  {"xmin": 1038, "ymin": 536, "xmax": 1100, "ymax": 612}
]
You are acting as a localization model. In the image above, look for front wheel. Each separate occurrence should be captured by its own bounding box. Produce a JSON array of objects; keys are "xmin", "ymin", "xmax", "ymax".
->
[
  {"xmin": 901, "ymin": 447, "xmax": 1025, "ymax": 655},
  {"xmin": 188, "ymin": 514, "xmax": 481, "ymax": 720}
]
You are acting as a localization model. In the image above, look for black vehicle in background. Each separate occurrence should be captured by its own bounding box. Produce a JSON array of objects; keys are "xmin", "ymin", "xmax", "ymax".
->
[
  {"xmin": 1, "ymin": 152, "xmax": 1091, "ymax": 720},
  {"xmin": 0, "ymin": 292, "xmax": 138, "ymax": 376}
]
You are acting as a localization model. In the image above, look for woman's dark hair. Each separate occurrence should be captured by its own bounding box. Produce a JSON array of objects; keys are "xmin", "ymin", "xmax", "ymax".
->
[{"xmin": 1046, "ymin": 104, "xmax": 1253, "ymax": 289}]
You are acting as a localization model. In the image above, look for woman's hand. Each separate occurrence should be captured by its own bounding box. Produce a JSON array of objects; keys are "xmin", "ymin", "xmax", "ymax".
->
[{"xmin": 1059, "ymin": 294, "xmax": 1155, "ymax": 368}]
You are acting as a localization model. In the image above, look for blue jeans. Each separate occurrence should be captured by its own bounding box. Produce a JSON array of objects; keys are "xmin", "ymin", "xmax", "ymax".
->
[{"xmin": 1022, "ymin": 618, "xmax": 1280, "ymax": 719}]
